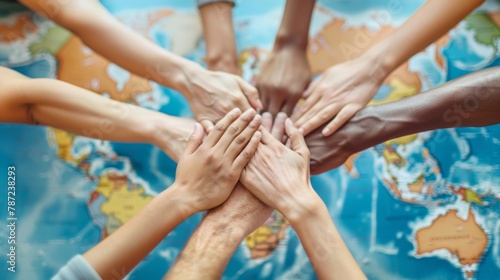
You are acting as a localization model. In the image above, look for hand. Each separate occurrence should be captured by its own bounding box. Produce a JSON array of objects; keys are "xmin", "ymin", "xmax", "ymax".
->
[
  {"xmin": 292, "ymin": 57, "xmax": 387, "ymax": 136},
  {"xmin": 172, "ymin": 108, "xmax": 262, "ymax": 213},
  {"xmin": 241, "ymin": 119, "xmax": 315, "ymax": 219},
  {"xmin": 154, "ymin": 117, "xmax": 197, "ymax": 163},
  {"xmin": 305, "ymin": 106, "xmax": 383, "ymax": 175},
  {"xmin": 256, "ymin": 47, "xmax": 311, "ymax": 116},
  {"xmin": 185, "ymin": 68, "xmax": 263, "ymax": 130}
]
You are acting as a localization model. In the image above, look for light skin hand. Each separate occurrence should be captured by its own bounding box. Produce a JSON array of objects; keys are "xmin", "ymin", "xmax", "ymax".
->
[
  {"xmin": 186, "ymin": 70, "xmax": 263, "ymax": 131},
  {"xmin": 292, "ymin": 57, "xmax": 386, "ymax": 137},
  {"xmin": 173, "ymin": 108, "xmax": 262, "ymax": 213},
  {"xmin": 241, "ymin": 119, "xmax": 314, "ymax": 219},
  {"xmin": 256, "ymin": 47, "xmax": 311, "ymax": 116}
]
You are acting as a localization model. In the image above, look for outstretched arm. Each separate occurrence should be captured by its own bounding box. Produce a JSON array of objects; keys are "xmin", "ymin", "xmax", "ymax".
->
[
  {"xmin": 241, "ymin": 121, "xmax": 366, "ymax": 279},
  {"xmin": 306, "ymin": 66, "xmax": 500, "ymax": 174},
  {"xmin": 293, "ymin": 0, "xmax": 485, "ymax": 136},
  {"xmin": 198, "ymin": 0, "xmax": 239, "ymax": 74},
  {"xmin": 165, "ymin": 184, "xmax": 273, "ymax": 279},
  {"xmin": 20, "ymin": 0, "xmax": 262, "ymax": 128},
  {"xmin": 55, "ymin": 109, "xmax": 262, "ymax": 279},
  {"xmin": 255, "ymin": 0, "xmax": 315, "ymax": 116},
  {"xmin": 0, "ymin": 66, "xmax": 193, "ymax": 161}
]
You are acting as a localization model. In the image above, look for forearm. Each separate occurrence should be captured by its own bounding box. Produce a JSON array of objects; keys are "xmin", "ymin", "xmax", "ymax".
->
[
  {"xmin": 287, "ymin": 195, "xmax": 365, "ymax": 280},
  {"xmin": 21, "ymin": 0, "xmax": 200, "ymax": 96},
  {"xmin": 199, "ymin": 2, "xmax": 238, "ymax": 72},
  {"xmin": 166, "ymin": 184, "xmax": 271, "ymax": 279},
  {"xmin": 165, "ymin": 214, "xmax": 246, "ymax": 279},
  {"xmin": 363, "ymin": 0, "xmax": 484, "ymax": 74},
  {"xmin": 363, "ymin": 67, "xmax": 500, "ymax": 147},
  {"xmin": 84, "ymin": 186, "xmax": 192, "ymax": 279},
  {"xmin": 4, "ymin": 76, "xmax": 186, "ymax": 160},
  {"xmin": 274, "ymin": 0, "xmax": 316, "ymax": 51}
]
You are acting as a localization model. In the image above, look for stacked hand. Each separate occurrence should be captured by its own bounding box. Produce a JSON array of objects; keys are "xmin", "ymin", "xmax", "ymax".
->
[
  {"xmin": 172, "ymin": 108, "xmax": 262, "ymax": 213},
  {"xmin": 184, "ymin": 67, "xmax": 263, "ymax": 131},
  {"xmin": 292, "ymin": 58, "xmax": 387, "ymax": 136},
  {"xmin": 256, "ymin": 47, "xmax": 311, "ymax": 116}
]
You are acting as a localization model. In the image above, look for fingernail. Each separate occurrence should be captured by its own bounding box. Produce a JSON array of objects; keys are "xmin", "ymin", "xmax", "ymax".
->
[
  {"xmin": 254, "ymin": 131, "xmax": 262, "ymax": 138},
  {"xmin": 278, "ymin": 112, "xmax": 288, "ymax": 119},
  {"xmin": 299, "ymin": 128, "xmax": 305, "ymax": 135},
  {"xmin": 285, "ymin": 118, "xmax": 293, "ymax": 126},
  {"xmin": 322, "ymin": 128, "xmax": 330, "ymax": 136},
  {"xmin": 232, "ymin": 108, "xmax": 242, "ymax": 114},
  {"xmin": 253, "ymin": 114, "xmax": 262, "ymax": 123}
]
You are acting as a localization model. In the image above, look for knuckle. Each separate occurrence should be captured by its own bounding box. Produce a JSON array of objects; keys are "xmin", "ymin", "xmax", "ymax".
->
[
  {"xmin": 228, "ymin": 124, "xmax": 240, "ymax": 135},
  {"xmin": 215, "ymin": 122, "xmax": 226, "ymax": 132},
  {"xmin": 235, "ymin": 135, "xmax": 247, "ymax": 145}
]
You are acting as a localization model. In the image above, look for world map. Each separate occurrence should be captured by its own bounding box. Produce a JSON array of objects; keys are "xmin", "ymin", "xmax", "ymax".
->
[{"xmin": 0, "ymin": 0, "xmax": 499, "ymax": 279}]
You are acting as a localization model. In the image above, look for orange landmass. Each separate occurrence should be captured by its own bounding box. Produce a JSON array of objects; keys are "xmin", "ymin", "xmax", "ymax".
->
[
  {"xmin": 0, "ymin": 14, "xmax": 37, "ymax": 42},
  {"xmin": 123, "ymin": 9, "xmax": 173, "ymax": 36},
  {"xmin": 466, "ymin": 270, "xmax": 474, "ymax": 278},
  {"xmin": 434, "ymin": 35, "xmax": 451, "ymax": 69},
  {"xmin": 344, "ymin": 153, "xmax": 360, "ymax": 178},
  {"xmin": 408, "ymin": 176, "xmax": 425, "ymax": 194},
  {"xmin": 307, "ymin": 18, "xmax": 393, "ymax": 74},
  {"xmin": 416, "ymin": 209, "xmax": 488, "ymax": 265},
  {"xmin": 487, "ymin": 12, "xmax": 500, "ymax": 29},
  {"xmin": 384, "ymin": 179, "xmax": 401, "ymax": 198},
  {"xmin": 56, "ymin": 36, "xmax": 152, "ymax": 102}
]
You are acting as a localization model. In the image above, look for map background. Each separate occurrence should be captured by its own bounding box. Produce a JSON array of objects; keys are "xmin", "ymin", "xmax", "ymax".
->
[{"xmin": 0, "ymin": 0, "xmax": 499, "ymax": 279}]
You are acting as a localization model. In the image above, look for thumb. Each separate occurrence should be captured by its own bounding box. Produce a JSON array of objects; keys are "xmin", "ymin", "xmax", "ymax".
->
[
  {"xmin": 238, "ymin": 77, "xmax": 263, "ymax": 110},
  {"xmin": 285, "ymin": 118, "xmax": 310, "ymax": 160},
  {"xmin": 183, "ymin": 123, "xmax": 204, "ymax": 156}
]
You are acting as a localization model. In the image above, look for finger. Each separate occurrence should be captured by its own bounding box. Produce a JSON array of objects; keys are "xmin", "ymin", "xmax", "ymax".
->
[
  {"xmin": 232, "ymin": 130, "xmax": 262, "ymax": 171},
  {"xmin": 204, "ymin": 108, "xmax": 242, "ymax": 147},
  {"xmin": 266, "ymin": 94, "xmax": 285, "ymax": 117},
  {"xmin": 257, "ymin": 84, "xmax": 270, "ymax": 113},
  {"xmin": 182, "ymin": 123, "xmax": 204, "ymax": 156},
  {"xmin": 201, "ymin": 120, "xmax": 215, "ymax": 133},
  {"xmin": 281, "ymin": 96, "xmax": 300, "ymax": 116},
  {"xmin": 224, "ymin": 114, "xmax": 262, "ymax": 158},
  {"xmin": 214, "ymin": 108, "xmax": 257, "ymax": 152},
  {"xmin": 260, "ymin": 127, "xmax": 277, "ymax": 145},
  {"xmin": 238, "ymin": 77, "xmax": 263, "ymax": 110},
  {"xmin": 302, "ymin": 75, "xmax": 322, "ymax": 98},
  {"xmin": 300, "ymin": 103, "xmax": 343, "ymax": 136},
  {"xmin": 322, "ymin": 104, "xmax": 360, "ymax": 136},
  {"xmin": 262, "ymin": 112, "xmax": 273, "ymax": 132},
  {"xmin": 291, "ymin": 92, "xmax": 322, "ymax": 123},
  {"xmin": 271, "ymin": 112, "xmax": 287, "ymax": 141},
  {"xmin": 285, "ymin": 118, "xmax": 309, "ymax": 160}
]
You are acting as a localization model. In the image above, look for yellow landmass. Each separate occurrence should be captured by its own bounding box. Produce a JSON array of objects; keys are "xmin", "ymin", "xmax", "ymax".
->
[
  {"xmin": 0, "ymin": 13, "xmax": 37, "ymax": 42},
  {"xmin": 382, "ymin": 146, "xmax": 405, "ymax": 167},
  {"xmin": 100, "ymin": 175, "xmax": 153, "ymax": 225},
  {"xmin": 408, "ymin": 176, "xmax": 425, "ymax": 194},
  {"xmin": 384, "ymin": 179, "xmax": 401, "ymax": 198},
  {"xmin": 245, "ymin": 212, "xmax": 288, "ymax": 259},
  {"xmin": 385, "ymin": 134, "xmax": 418, "ymax": 146},
  {"xmin": 465, "ymin": 189, "xmax": 484, "ymax": 205},
  {"xmin": 56, "ymin": 36, "xmax": 152, "ymax": 102},
  {"xmin": 50, "ymin": 128, "xmax": 86, "ymax": 164},
  {"xmin": 370, "ymin": 77, "xmax": 419, "ymax": 106},
  {"xmin": 416, "ymin": 209, "xmax": 488, "ymax": 265},
  {"xmin": 95, "ymin": 173, "xmax": 131, "ymax": 198}
]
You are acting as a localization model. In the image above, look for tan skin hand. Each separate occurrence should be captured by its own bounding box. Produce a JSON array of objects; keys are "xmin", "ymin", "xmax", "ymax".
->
[
  {"xmin": 186, "ymin": 70, "xmax": 263, "ymax": 131},
  {"xmin": 173, "ymin": 108, "xmax": 262, "ymax": 212},
  {"xmin": 292, "ymin": 57, "xmax": 385, "ymax": 137},
  {"xmin": 256, "ymin": 47, "xmax": 311, "ymax": 117}
]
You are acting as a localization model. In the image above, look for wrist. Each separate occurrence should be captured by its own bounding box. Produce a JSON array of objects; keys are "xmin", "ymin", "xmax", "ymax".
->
[
  {"xmin": 161, "ymin": 57, "xmax": 205, "ymax": 99},
  {"xmin": 158, "ymin": 183, "xmax": 199, "ymax": 219},
  {"xmin": 360, "ymin": 39, "xmax": 399, "ymax": 78},
  {"xmin": 274, "ymin": 32, "xmax": 308, "ymax": 51},
  {"xmin": 280, "ymin": 186, "xmax": 323, "ymax": 224}
]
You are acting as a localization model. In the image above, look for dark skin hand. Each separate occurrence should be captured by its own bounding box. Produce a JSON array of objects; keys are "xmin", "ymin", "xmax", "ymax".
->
[
  {"xmin": 306, "ymin": 67, "xmax": 500, "ymax": 175},
  {"xmin": 256, "ymin": 0, "xmax": 315, "ymax": 116}
]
